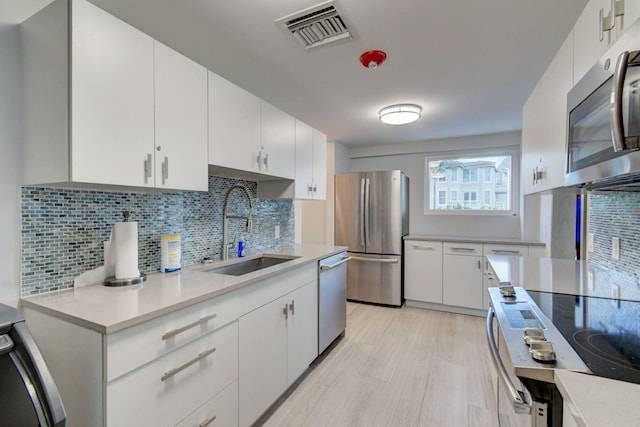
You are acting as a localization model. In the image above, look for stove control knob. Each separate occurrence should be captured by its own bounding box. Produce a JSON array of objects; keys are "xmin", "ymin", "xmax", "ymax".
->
[
  {"xmin": 499, "ymin": 282, "xmax": 515, "ymax": 297},
  {"xmin": 523, "ymin": 328, "xmax": 546, "ymax": 345},
  {"xmin": 529, "ymin": 340, "xmax": 556, "ymax": 362}
]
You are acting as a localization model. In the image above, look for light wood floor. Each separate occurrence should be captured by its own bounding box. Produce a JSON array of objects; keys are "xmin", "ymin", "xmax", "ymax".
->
[{"xmin": 262, "ymin": 302, "xmax": 499, "ymax": 427}]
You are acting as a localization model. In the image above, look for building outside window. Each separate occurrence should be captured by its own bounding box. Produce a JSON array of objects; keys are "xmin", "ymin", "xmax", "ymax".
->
[{"xmin": 425, "ymin": 150, "xmax": 516, "ymax": 215}]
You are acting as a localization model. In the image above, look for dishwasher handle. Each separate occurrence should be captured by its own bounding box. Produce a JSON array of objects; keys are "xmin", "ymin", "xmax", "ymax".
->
[
  {"xmin": 486, "ymin": 307, "xmax": 532, "ymax": 415},
  {"xmin": 320, "ymin": 256, "xmax": 351, "ymax": 271},
  {"xmin": 348, "ymin": 256, "xmax": 399, "ymax": 264}
]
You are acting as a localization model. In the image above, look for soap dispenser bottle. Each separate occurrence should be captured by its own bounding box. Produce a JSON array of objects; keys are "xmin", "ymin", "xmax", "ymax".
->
[{"xmin": 237, "ymin": 238, "xmax": 246, "ymax": 257}]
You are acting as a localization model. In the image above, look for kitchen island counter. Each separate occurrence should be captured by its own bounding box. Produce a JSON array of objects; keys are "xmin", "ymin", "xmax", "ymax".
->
[{"xmin": 21, "ymin": 244, "xmax": 346, "ymax": 334}]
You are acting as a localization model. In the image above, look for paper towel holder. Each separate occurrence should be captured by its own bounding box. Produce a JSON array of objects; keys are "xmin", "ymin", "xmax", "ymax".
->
[{"xmin": 104, "ymin": 273, "xmax": 146, "ymax": 287}]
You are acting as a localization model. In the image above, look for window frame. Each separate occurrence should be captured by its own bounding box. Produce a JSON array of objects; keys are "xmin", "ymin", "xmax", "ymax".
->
[{"xmin": 424, "ymin": 146, "xmax": 519, "ymax": 216}]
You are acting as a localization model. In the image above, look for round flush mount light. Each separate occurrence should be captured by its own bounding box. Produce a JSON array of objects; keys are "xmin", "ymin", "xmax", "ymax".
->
[
  {"xmin": 379, "ymin": 104, "xmax": 422, "ymax": 125},
  {"xmin": 359, "ymin": 50, "xmax": 387, "ymax": 69}
]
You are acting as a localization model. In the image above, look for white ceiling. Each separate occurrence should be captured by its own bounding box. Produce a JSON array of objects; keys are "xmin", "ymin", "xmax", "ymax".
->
[{"xmin": 7, "ymin": 0, "xmax": 589, "ymax": 148}]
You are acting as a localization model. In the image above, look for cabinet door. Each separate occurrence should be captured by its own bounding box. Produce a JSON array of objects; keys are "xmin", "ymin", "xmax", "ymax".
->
[
  {"xmin": 208, "ymin": 71, "xmax": 261, "ymax": 173},
  {"xmin": 442, "ymin": 254, "xmax": 484, "ymax": 309},
  {"xmin": 521, "ymin": 81, "xmax": 542, "ymax": 195},
  {"xmin": 154, "ymin": 42, "xmax": 208, "ymax": 191},
  {"xmin": 574, "ymin": 0, "xmax": 614, "ymax": 84},
  {"xmin": 261, "ymin": 101, "xmax": 295, "ymax": 179},
  {"xmin": 286, "ymin": 281, "xmax": 318, "ymax": 385},
  {"xmin": 311, "ymin": 128, "xmax": 327, "ymax": 200},
  {"xmin": 71, "ymin": 0, "xmax": 154, "ymax": 187},
  {"xmin": 239, "ymin": 297, "xmax": 288, "ymax": 427},
  {"xmin": 404, "ymin": 241, "xmax": 443, "ymax": 303},
  {"xmin": 295, "ymin": 120, "xmax": 314, "ymax": 199}
]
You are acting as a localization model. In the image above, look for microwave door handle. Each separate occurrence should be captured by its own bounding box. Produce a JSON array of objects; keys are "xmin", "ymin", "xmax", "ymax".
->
[
  {"xmin": 611, "ymin": 50, "xmax": 630, "ymax": 152},
  {"xmin": 486, "ymin": 307, "xmax": 532, "ymax": 415}
]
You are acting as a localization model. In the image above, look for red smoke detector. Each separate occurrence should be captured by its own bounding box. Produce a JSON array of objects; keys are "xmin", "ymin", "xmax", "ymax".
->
[{"xmin": 359, "ymin": 50, "xmax": 387, "ymax": 69}]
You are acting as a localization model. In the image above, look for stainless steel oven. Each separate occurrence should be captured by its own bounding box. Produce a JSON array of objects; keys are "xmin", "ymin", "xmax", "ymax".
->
[
  {"xmin": 486, "ymin": 286, "xmax": 588, "ymax": 426},
  {"xmin": 0, "ymin": 303, "xmax": 66, "ymax": 426}
]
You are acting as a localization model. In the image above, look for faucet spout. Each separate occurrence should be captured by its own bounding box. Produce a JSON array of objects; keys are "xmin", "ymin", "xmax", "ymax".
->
[{"xmin": 222, "ymin": 185, "xmax": 253, "ymax": 260}]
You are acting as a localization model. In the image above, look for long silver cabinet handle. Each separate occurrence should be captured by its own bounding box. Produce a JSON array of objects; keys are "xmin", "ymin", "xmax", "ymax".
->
[
  {"xmin": 289, "ymin": 299, "xmax": 295, "ymax": 315},
  {"xmin": 162, "ymin": 313, "xmax": 217, "ymax": 341},
  {"xmin": 320, "ymin": 256, "xmax": 351, "ymax": 271},
  {"xmin": 611, "ymin": 51, "xmax": 630, "ymax": 152},
  {"xmin": 491, "ymin": 249, "xmax": 522, "ymax": 254},
  {"xmin": 199, "ymin": 415, "xmax": 217, "ymax": 427},
  {"xmin": 349, "ymin": 256, "xmax": 398, "ymax": 264},
  {"xmin": 283, "ymin": 303, "xmax": 289, "ymax": 319},
  {"xmin": 412, "ymin": 245, "xmax": 435, "ymax": 251},
  {"xmin": 486, "ymin": 308, "xmax": 532, "ymax": 414},
  {"xmin": 161, "ymin": 347, "xmax": 216, "ymax": 382},
  {"xmin": 144, "ymin": 153, "xmax": 153, "ymax": 181},
  {"xmin": 450, "ymin": 247, "xmax": 477, "ymax": 252},
  {"xmin": 162, "ymin": 156, "xmax": 169, "ymax": 182}
]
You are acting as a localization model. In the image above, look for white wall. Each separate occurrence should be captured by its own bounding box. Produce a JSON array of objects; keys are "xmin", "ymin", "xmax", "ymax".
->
[
  {"xmin": 0, "ymin": 24, "xmax": 23, "ymax": 306},
  {"xmin": 348, "ymin": 131, "xmax": 523, "ymax": 239}
]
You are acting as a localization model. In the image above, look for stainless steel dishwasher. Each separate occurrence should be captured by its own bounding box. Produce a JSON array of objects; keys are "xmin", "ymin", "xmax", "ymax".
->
[{"xmin": 318, "ymin": 252, "xmax": 350, "ymax": 354}]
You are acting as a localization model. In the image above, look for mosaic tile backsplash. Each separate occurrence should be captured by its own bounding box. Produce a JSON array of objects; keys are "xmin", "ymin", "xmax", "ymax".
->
[
  {"xmin": 588, "ymin": 191, "xmax": 640, "ymax": 300},
  {"xmin": 21, "ymin": 176, "xmax": 294, "ymax": 296}
]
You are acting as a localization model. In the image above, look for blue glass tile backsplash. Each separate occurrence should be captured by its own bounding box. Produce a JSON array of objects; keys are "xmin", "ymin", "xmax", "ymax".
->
[
  {"xmin": 588, "ymin": 191, "xmax": 640, "ymax": 300},
  {"xmin": 21, "ymin": 176, "xmax": 294, "ymax": 296}
]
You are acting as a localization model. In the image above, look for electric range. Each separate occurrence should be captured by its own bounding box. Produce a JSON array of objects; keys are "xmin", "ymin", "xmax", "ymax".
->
[{"xmin": 527, "ymin": 290, "xmax": 640, "ymax": 385}]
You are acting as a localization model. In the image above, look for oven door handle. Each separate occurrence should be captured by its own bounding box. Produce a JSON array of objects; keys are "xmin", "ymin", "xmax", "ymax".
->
[{"xmin": 486, "ymin": 307, "xmax": 532, "ymax": 415}]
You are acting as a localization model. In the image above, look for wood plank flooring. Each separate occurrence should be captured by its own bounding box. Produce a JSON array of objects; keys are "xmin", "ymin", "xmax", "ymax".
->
[{"xmin": 262, "ymin": 302, "xmax": 499, "ymax": 427}]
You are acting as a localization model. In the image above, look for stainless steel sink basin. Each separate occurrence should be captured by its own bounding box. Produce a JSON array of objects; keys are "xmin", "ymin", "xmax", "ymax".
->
[{"xmin": 204, "ymin": 255, "xmax": 299, "ymax": 276}]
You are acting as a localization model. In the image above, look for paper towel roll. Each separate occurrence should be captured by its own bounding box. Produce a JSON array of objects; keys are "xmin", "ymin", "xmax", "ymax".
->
[
  {"xmin": 114, "ymin": 222, "xmax": 140, "ymax": 279},
  {"xmin": 104, "ymin": 230, "xmax": 116, "ymax": 279}
]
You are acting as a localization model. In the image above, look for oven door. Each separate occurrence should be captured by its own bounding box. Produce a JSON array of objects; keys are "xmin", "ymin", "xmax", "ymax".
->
[{"xmin": 487, "ymin": 307, "xmax": 547, "ymax": 427}]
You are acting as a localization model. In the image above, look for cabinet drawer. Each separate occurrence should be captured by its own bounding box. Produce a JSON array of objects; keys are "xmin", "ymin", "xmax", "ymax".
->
[
  {"xmin": 106, "ymin": 321, "xmax": 238, "ymax": 427},
  {"xmin": 106, "ymin": 291, "xmax": 239, "ymax": 381},
  {"xmin": 443, "ymin": 242, "xmax": 483, "ymax": 256},
  {"xmin": 483, "ymin": 244, "xmax": 528, "ymax": 257},
  {"xmin": 406, "ymin": 240, "xmax": 442, "ymax": 253},
  {"xmin": 175, "ymin": 380, "xmax": 238, "ymax": 427}
]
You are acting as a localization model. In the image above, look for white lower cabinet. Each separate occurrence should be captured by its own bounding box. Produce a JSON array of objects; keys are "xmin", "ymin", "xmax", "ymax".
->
[
  {"xmin": 442, "ymin": 243, "xmax": 484, "ymax": 310},
  {"xmin": 239, "ymin": 280, "xmax": 318, "ymax": 427},
  {"xmin": 405, "ymin": 240, "xmax": 545, "ymax": 313},
  {"xmin": 106, "ymin": 321, "xmax": 238, "ymax": 426},
  {"xmin": 404, "ymin": 240, "xmax": 443, "ymax": 303},
  {"xmin": 176, "ymin": 380, "xmax": 238, "ymax": 427}
]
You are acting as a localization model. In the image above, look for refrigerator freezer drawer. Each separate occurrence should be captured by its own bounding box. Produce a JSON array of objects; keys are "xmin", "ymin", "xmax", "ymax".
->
[{"xmin": 346, "ymin": 253, "xmax": 402, "ymax": 306}]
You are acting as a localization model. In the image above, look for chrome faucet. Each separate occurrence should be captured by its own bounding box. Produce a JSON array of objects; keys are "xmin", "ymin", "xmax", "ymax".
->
[{"xmin": 222, "ymin": 185, "xmax": 253, "ymax": 260}]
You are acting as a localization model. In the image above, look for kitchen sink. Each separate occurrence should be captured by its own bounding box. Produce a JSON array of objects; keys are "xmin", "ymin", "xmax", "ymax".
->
[{"xmin": 204, "ymin": 255, "xmax": 299, "ymax": 276}]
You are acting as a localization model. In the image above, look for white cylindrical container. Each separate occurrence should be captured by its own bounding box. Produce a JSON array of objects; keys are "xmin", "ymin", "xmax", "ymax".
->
[{"xmin": 161, "ymin": 234, "xmax": 182, "ymax": 273}]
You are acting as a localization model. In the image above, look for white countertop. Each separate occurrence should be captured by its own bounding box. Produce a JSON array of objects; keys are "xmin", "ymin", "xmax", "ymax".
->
[
  {"xmin": 20, "ymin": 244, "xmax": 346, "ymax": 334},
  {"xmin": 556, "ymin": 371, "xmax": 640, "ymax": 427},
  {"xmin": 486, "ymin": 255, "xmax": 640, "ymax": 426},
  {"xmin": 486, "ymin": 254, "xmax": 640, "ymax": 302},
  {"xmin": 405, "ymin": 234, "xmax": 545, "ymax": 246}
]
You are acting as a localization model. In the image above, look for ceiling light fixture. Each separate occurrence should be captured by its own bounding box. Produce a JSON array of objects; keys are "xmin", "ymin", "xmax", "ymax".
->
[
  {"xmin": 359, "ymin": 50, "xmax": 387, "ymax": 69},
  {"xmin": 379, "ymin": 104, "xmax": 422, "ymax": 125}
]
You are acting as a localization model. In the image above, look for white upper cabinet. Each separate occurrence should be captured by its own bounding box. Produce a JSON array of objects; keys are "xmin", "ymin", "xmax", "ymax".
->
[
  {"xmin": 295, "ymin": 120, "xmax": 327, "ymax": 199},
  {"xmin": 260, "ymin": 101, "xmax": 296, "ymax": 179},
  {"xmin": 154, "ymin": 42, "xmax": 208, "ymax": 191},
  {"xmin": 208, "ymin": 71, "xmax": 262, "ymax": 173},
  {"xmin": 22, "ymin": 0, "xmax": 208, "ymax": 191},
  {"xmin": 70, "ymin": 0, "xmax": 154, "ymax": 187},
  {"xmin": 522, "ymin": 33, "xmax": 573, "ymax": 194},
  {"xmin": 208, "ymin": 72, "xmax": 295, "ymax": 180},
  {"xmin": 574, "ymin": 0, "xmax": 640, "ymax": 84}
]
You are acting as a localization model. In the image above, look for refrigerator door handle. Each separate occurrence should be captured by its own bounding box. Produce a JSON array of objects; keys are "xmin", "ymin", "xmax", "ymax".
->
[
  {"xmin": 364, "ymin": 178, "xmax": 371, "ymax": 246},
  {"xmin": 360, "ymin": 178, "xmax": 366, "ymax": 247}
]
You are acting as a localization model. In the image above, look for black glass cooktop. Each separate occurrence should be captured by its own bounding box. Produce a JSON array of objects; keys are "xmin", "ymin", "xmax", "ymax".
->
[{"xmin": 528, "ymin": 290, "xmax": 640, "ymax": 385}]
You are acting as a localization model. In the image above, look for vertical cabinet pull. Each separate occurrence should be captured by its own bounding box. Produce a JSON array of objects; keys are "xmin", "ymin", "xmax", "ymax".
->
[
  {"xmin": 256, "ymin": 151, "xmax": 263, "ymax": 169},
  {"xmin": 162, "ymin": 156, "xmax": 169, "ymax": 183},
  {"xmin": 289, "ymin": 299, "xmax": 295, "ymax": 315},
  {"xmin": 199, "ymin": 415, "xmax": 216, "ymax": 427},
  {"xmin": 263, "ymin": 152, "xmax": 268, "ymax": 168},
  {"xmin": 477, "ymin": 260, "xmax": 481, "ymax": 269},
  {"xmin": 144, "ymin": 153, "xmax": 153, "ymax": 182},
  {"xmin": 283, "ymin": 304, "xmax": 288, "ymax": 319}
]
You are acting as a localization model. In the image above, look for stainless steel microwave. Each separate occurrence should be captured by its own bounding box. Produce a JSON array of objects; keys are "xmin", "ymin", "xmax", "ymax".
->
[{"xmin": 566, "ymin": 22, "xmax": 640, "ymax": 190}]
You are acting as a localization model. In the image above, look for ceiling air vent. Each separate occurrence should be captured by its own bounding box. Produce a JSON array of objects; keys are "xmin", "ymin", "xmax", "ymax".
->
[{"xmin": 276, "ymin": 1, "xmax": 353, "ymax": 50}]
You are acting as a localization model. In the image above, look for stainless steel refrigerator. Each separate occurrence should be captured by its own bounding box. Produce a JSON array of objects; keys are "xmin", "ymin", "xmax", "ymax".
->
[{"xmin": 334, "ymin": 170, "xmax": 409, "ymax": 306}]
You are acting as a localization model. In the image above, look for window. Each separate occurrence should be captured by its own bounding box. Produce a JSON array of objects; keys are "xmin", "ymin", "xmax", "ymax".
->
[
  {"xmin": 484, "ymin": 168, "xmax": 492, "ymax": 182},
  {"xmin": 425, "ymin": 149, "xmax": 517, "ymax": 215},
  {"xmin": 462, "ymin": 168, "xmax": 478, "ymax": 183}
]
